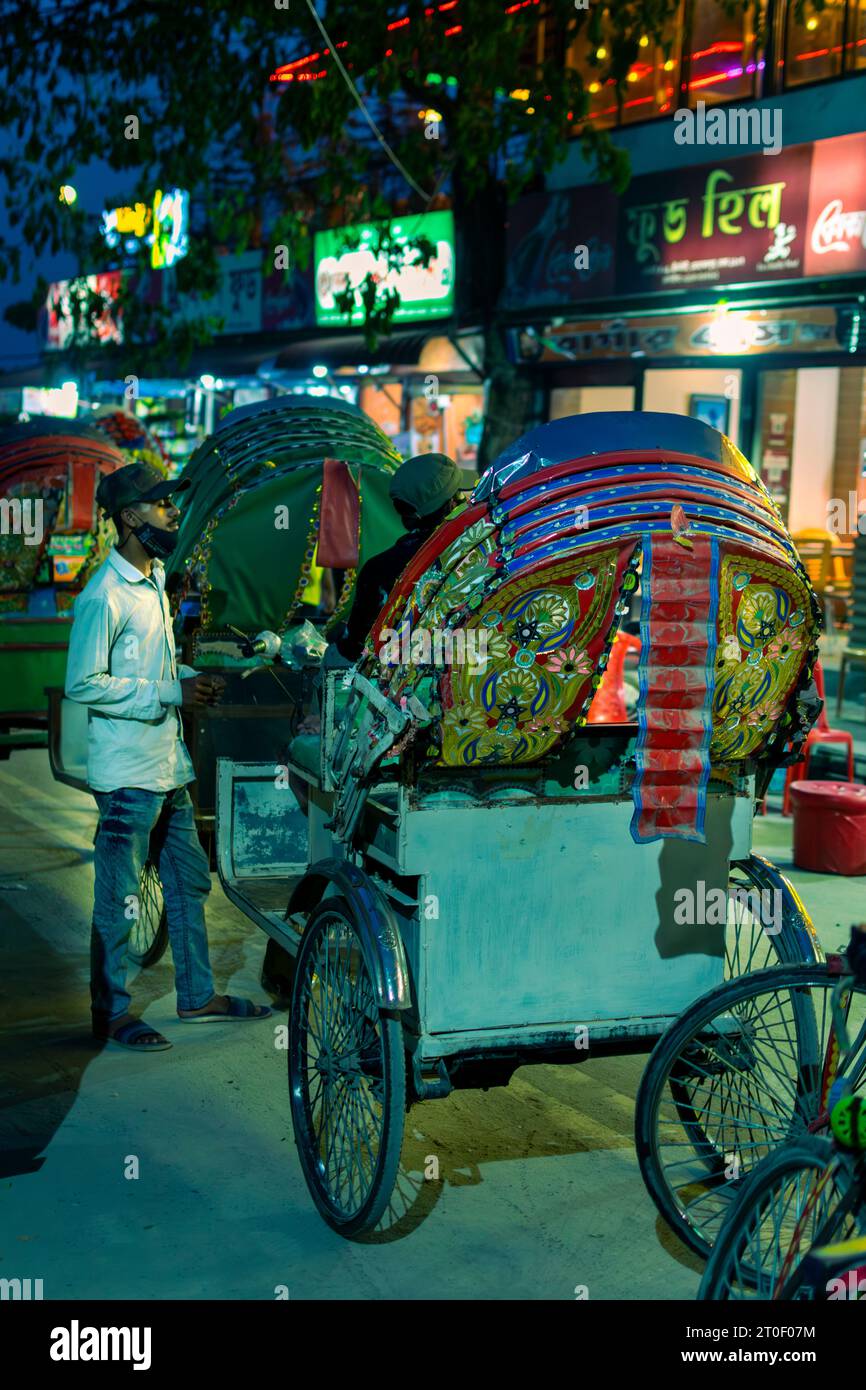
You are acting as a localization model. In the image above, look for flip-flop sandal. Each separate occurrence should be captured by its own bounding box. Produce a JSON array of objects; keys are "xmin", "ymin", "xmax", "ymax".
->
[
  {"xmin": 177, "ymin": 996, "xmax": 273, "ymax": 1024},
  {"xmin": 95, "ymin": 1019, "xmax": 173, "ymax": 1051}
]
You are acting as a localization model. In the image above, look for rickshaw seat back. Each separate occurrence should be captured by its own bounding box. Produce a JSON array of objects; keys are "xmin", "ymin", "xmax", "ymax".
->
[{"xmin": 361, "ymin": 413, "xmax": 821, "ymax": 846}]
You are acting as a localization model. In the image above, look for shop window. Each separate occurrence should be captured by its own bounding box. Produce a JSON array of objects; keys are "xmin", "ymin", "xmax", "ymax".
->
[
  {"xmin": 784, "ymin": 0, "xmax": 846, "ymax": 85},
  {"xmin": 755, "ymin": 370, "xmax": 797, "ymax": 526},
  {"xmin": 687, "ymin": 0, "xmax": 766, "ymax": 104},
  {"xmin": 565, "ymin": 3, "xmax": 684, "ymax": 128},
  {"xmin": 618, "ymin": 10, "xmax": 683, "ymax": 126},
  {"xmin": 565, "ymin": 19, "xmax": 616, "ymax": 130},
  {"xmin": 847, "ymin": 0, "xmax": 866, "ymax": 68},
  {"xmin": 565, "ymin": 0, "xmax": 770, "ymax": 131}
]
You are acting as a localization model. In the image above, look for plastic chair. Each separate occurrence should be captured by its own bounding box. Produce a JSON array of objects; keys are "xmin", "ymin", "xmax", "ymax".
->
[
  {"xmin": 792, "ymin": 529, "xmax": 844, "ymax": 632},
  {"xmin": 791, "ymin": 529, "xmax": 833, "ymax": 592},
  {"xmin": 587, "ymin": 631, "xmax": 641, "ymax": 723},
  {"xmin": 782, "ymin": 659, "xmax": 855, "ymax": 815}
]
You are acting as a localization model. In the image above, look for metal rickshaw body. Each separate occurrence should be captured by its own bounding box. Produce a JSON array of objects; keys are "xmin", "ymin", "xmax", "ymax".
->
[{"xmin": 214, "ymin": 410, "xmax": 827, "ymax": 1233}]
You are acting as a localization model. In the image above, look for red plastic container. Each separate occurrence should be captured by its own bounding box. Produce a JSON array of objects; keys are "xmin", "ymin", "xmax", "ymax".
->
[{"xmin": 790, "ymin": 781, "xmax": 866, "ymax": 876}]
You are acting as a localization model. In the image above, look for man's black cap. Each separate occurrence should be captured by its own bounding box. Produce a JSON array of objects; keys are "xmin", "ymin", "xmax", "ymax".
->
[{"xmin": 96, "ymin": 462, "xmax": 190, "ymax": 516}]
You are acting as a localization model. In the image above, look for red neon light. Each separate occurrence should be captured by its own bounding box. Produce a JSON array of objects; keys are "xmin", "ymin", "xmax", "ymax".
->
[
  {"xmin": 688, "ymin": 66, "xmax": 745, "ymax": 91},
  {"xmin": 272, "ymin": 2, "xmax": 859, "ymax": 92},
  {"xmin": 273, "ymin": 48, "xmax": 323, "ymax": 76},
  {"xmin": 691, "ymin": 41, "xmax": 743, "ymax": 61}
]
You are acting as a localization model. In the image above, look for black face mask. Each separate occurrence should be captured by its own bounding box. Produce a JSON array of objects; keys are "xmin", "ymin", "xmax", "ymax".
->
[{"xmin": 128, "ymin": 515, "xmax": 179, "ymax": 560}]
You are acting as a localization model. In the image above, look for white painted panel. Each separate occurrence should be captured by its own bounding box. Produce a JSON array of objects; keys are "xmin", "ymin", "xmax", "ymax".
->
[{"xmin": 408, "ymin": 796, "xmax": 738, "ymax": 1032}]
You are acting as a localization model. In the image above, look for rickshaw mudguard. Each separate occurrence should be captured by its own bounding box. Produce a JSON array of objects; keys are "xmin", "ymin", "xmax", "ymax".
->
[
  {"xmin": 288, "ymin": 857, "xmax": 412, "ymax": 1012},
  {"xmin": 732, "ymin": 853, "xmax": 824, "ymax": 965}
]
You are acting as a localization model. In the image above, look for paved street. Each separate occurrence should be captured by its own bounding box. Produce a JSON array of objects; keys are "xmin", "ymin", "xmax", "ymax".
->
[{"xmin": 0, "ymin": 748, "xmax": 861, "ymax": 1302}]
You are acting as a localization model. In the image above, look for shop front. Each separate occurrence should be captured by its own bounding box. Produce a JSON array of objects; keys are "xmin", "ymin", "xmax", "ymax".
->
[{"xmin": 502, "ymin": 130, "xmax": 866, "ymax": 544}]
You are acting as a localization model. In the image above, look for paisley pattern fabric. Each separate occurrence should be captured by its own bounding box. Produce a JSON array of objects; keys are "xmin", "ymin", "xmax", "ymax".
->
[
  {"xmin": 360, "ymin": 414, "xmax": 821, "ymax": 841},
  {"xmin": 711, "ymin": 555, "xmax": 814, "ymax": 759},
  {"xmin": 440, "ymin": 547, "xmax": 632, "ymax": 765}
]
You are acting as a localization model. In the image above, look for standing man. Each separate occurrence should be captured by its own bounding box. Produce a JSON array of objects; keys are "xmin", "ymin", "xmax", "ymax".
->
[{"xmin": 66, "ymin": 462, "xmax": 271, "ymax": 1051}]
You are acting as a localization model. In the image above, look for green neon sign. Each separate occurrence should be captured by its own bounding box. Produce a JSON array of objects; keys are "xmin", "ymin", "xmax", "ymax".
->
[{"xmin": 313, "ymin": 211, "xmax": 455, "ymax": 327}]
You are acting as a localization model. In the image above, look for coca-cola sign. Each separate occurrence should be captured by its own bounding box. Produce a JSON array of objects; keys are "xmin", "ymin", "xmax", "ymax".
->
[
  {"xmin": 805, "ymin": 131, "xmax": 866, "ymax": 276},
  {"xmin": 810, "ymin": 200, "xmax": 866, "ymax": 257}
]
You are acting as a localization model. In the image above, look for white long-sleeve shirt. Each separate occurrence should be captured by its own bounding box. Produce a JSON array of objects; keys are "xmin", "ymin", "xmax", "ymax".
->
[{"xmin": 65, "ymin": 548, "xmax": 196, "ymax": 793}]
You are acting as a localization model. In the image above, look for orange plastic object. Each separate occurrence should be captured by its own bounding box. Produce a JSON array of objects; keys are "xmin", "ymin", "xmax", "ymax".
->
[{"xmin": 587, "ymin": 631, "xmax": 641, "ymax": 724}]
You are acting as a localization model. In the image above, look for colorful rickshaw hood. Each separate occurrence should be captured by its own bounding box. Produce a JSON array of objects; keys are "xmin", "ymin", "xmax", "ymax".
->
[{"xmin": 365, "ymin": 412, "xmax": 822, "ymax": 845}]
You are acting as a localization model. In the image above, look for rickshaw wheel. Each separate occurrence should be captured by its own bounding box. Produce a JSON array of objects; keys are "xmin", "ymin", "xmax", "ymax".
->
[
  {"xmin": 635, "ymin": 964, "xmax": 866, "ymax": 1259},
  {"xmin": 288, "ymin": 896, "xmax": 405, "ymax": 1237},
  {"xmin": 128, "ymin": 860, "xmax": 169, "ymax": 968}
]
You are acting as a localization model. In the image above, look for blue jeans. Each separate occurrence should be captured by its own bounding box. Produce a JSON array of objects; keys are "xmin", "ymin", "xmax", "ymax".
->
[{"xmin": 90, "ymin": 785, "xmax": 215, "ymax": 1024}]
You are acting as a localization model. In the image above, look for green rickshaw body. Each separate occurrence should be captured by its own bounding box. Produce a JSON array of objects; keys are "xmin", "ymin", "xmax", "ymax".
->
[
  {"xmin": 166, "ymin": 393, "xmax": 404, "ymax": 639},
  {"xmin": 0, "ymin": 419, "xmax": 125, "ymax": 751}
]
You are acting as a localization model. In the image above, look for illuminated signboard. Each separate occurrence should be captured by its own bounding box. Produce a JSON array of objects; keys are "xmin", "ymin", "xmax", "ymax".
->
[
  {"xmin": 44, "ymin": 272, "xmax": 123, "ymax": 351},
  {"xmin": 101, "ymin": 188, "xmax": 189, "ymax": 268},
  {"xmin": 510, "ymin": 306, "xmax": 851, "ymax": 363},
  {"xmin": 22, "ymin": 383, "xmax": 80, "ymax": 418},
  {"xmin": 805, "ymin": 130, "xmax": 866, "ymax": 277},
  {"xmin": 314, "ymin": 211, "xmax": 455, "ymax": 326}
]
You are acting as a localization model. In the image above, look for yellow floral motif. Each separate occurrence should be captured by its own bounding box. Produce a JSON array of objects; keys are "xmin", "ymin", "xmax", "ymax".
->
[
  {"xmin": 711, "ymin": 561, "xmax": 812, "ymax": 759},
  {"xmin": 439, "ymin": 549, "xmax": 621, "ymax": 766},
  {"xmin": 506, "ymin": 591, "xmax": 572, "ymax": 644},
  {"xmin": 441, "ymin": 702, "xmax": 492, "ymax": 739}
]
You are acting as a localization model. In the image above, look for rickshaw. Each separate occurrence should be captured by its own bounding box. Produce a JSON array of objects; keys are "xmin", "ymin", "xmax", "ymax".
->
[
  {"xmin": 0, "ymin": 417, "xmax": 125, "ymax": 756},
  {"xmin": 47, "ymin": 393, "xmax": 403, "ymax": 967},
  {"xmin": 214, "ymin": 410, "xmax": 826, "ymax": 1236}
]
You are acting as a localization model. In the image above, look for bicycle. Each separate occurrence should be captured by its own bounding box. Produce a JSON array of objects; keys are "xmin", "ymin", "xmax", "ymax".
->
[
  {"xmin": 635, "ymin": 926, "xmax": 866, "ymax": 1261},
  {"xmin": 695, "ymin": 928, "xmax": 866, "ymax": 1299}
]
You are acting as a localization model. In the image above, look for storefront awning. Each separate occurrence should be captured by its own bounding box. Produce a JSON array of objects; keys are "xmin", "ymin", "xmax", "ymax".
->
[{"xmin": 272, "ymin": 329, "xmax": 435, "ymax": 370}]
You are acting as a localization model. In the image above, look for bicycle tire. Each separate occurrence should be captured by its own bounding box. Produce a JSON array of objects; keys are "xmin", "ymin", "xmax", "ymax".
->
[
  {"xmin": 698, "ymin": 1136, "xmax": 858, "ymax": 1300},
  {"xmin": 636, "ymin": 963, "xmax": 866, "ymax": 1259}
]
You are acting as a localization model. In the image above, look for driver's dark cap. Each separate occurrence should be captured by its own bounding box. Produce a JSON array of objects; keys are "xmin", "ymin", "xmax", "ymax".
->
[{"xmin": 96, "ymin": 462, "xmax": 190, "ymax": 516}]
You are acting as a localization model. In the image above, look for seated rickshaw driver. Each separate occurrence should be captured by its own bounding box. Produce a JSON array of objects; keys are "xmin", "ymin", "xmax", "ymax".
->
[
  {"xmin": 261, "ymin": 454, "xmax": 464, "ymax": 998},
  {"xmin": 333, "ymin": 452, "xmax": 466, "ymax": 665}
]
